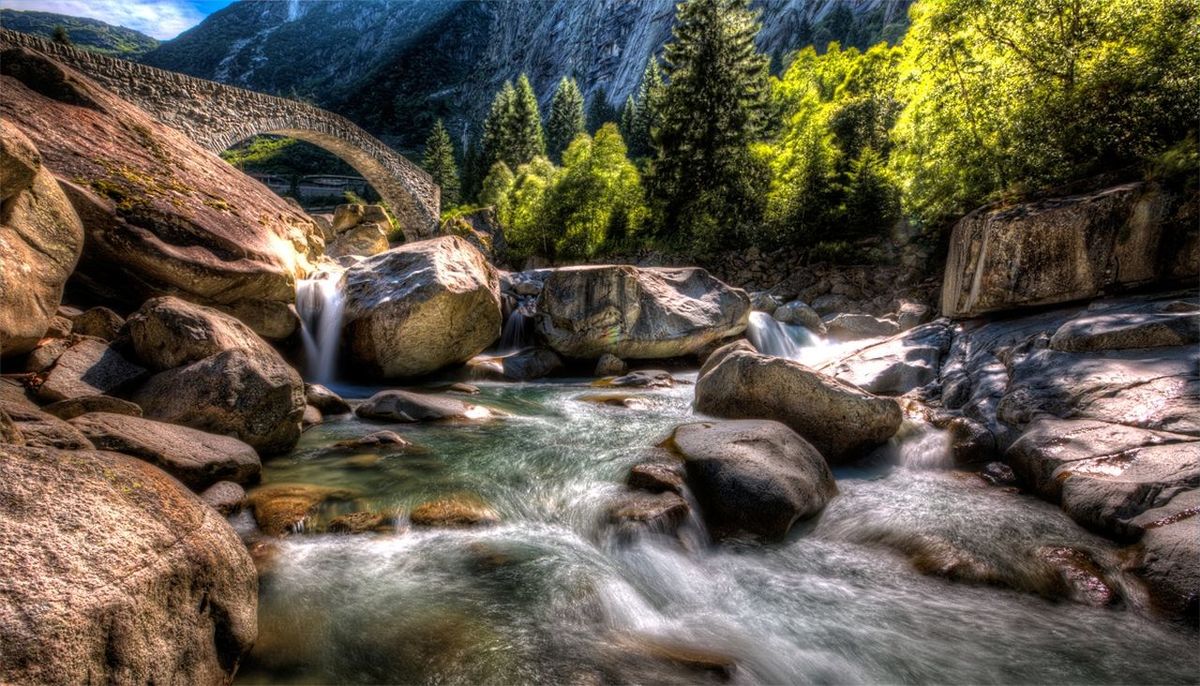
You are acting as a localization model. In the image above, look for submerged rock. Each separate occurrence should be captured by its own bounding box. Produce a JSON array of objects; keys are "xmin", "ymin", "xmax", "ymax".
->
[
  {"xmin": 342, "ymin": 235, "xmax": 502, "ymax": 378},
  {"xmin": 328, "ymin": 511, "xmax": 391, "ymax": 534},
  {"xmin": 356, "ymin": 389, "xmax": 497, "ymax": 422},
  {"xmin": 535, "ymin": 265, "xmax": 750, "ymax": 359},
  {"xmin": 666, "ymin": 420, "xmax": 838, "ymax": 540},
  {"xmin": 607, "ymin": 490, "xmax": 690, "ymax": 537},
  {"xmin": 410, "ymin": 495, "xmax": 499, "ymax": 527},
  {"xmin": 0, "ymin": 445, "xmax": 257, "ymax": 684},
  {"xmin": 331, "ymin": 430, "xmax": 414, "ymax": 451},
  {"xmin": 695, "ymin": 343, "xmax": 902, "ymax": 463},
  {"xmin": 246, "ymin": 483, "xmax": 357, "ymax": 535}
]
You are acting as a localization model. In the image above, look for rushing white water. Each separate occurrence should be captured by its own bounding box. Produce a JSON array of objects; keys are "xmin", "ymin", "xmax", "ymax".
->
[
  {"xmin": 496, "ymin": 300, "xmax": 537, "ymax": 353},
  {"xmin": 745, "ymin": 311, "xmax": 883, "ymax": 368},
  {"xmin": 296, "ymin": 265, "xmax": 347, "ymax": 385}
]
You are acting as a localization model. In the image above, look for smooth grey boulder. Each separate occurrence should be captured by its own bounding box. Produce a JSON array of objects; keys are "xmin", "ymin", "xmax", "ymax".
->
[
  {"xmin": 820, "ymin": 320, "xmax": 954, "ymax": 396},
  {"xmin": 501, "ymin": 347, "xmax": 563, "ymax": 381},
  {"xmin": 823, "ymin": 313, "xmax": 900, "ymax": 341},
  {"xmin": 35, "ymin": 338, "xmax": 146, "ymax": 402},
  {"xmin": 1049, "ymin": 309, "xmax": 1200, "ymax": 352},
  {"xmin": 342, "ymin": 236, "xmax": 502, "ymax": 378},
  {"xmin": 356, "ymin": 389, "xmax": 496, "ymax": 423},
  {"xmin": 134, "ymin": 348, "xmax": 305, "ymax": 455},
  {"xmin": 695, "ymin": 343, "xmax": 902, "ymax": 463},
  {"xmin": 0, "ymin": 445, "xmax": 257, "ymax": 685},
  {"xmin": 666, "ymin": 420, "xmax": 837, "ymax": 540},
  {"xmin": 70, "ymin": 412, "xmax": 261, "ymax": 490},
  {"xmin": 305, "ymin": 383, "xmax": 351, "ymax": 416},
  {"xmin": 535, "ymin": 265, "xmax": 749, "ymax": 360},
  {"xmin": 128, "ymin": 295, "xmax": 273, "ymax": 371},
  {"xmin": 773, "ymin": 300, "xmax": 823, "ymax": 332}
]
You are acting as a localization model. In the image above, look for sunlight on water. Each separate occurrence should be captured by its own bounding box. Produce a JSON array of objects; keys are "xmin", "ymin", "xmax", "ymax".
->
[{"xmin": 745, "ymin": 311, "xmax": 878, "ymax": 368}]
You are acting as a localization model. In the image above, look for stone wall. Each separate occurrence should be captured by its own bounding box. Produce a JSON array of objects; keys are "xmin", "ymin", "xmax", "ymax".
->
[{"xmin": 0, "ymin": 29, "xmax": 439, "ymax": 239}]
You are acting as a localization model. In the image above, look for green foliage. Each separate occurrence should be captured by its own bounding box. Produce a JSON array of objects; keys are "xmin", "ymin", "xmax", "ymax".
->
[
  {"xmin": 619, "ymin": 96, "xmax": 637, "ymax": 142},
  {"xmin": 546, "ymin": 77, "xmax": 586, "ymax": 163},
  {"xmin": 51, "ymin": 25, "xmax": 71, "ymax": 45},
  {"xmin": 627, "ymin": 58, "xmax": 665, "ymax": 159},
  {"xmin": 422, "ymin": 119, "xmax": 460, "ymax": 207},
  {"xmin": 479, "ymin": 162, "xmax": 515, "ymax": 216},
  {"xmin": 481, "ymin": 81, "xmax": 517, "ymax": 172},
  {"xmin": 648, "ymin": 0, "xmax": 772, "ymax": 251},
  {"xmin": 481, "ymin": 75, "xmax": 547, "ymax": 173},
  {"xmin": 220, "ymin": 136, "xmax": 356, "ymax": 177},
  {"xmin": 0, "ymin": 9, "xmax": 159, "ymax": 56},
  {"xmin": 586, "ymin": 87, "xmax": 619, "ymax": 133},
  {"xmin": 460, "ymin": 138, "xmax": 485, "ymax": 205},
  {"xmin": 892, "ymin": 0, "xmax": 1200, "ymax": 224}
]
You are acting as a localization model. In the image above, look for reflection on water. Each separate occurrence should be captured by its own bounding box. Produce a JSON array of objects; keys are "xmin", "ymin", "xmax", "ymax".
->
[{"xmin": 237, "ymin": 380, "xmax": 1197, "ymax": 685}]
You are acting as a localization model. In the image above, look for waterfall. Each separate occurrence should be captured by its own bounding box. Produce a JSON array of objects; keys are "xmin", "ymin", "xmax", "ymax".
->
[
  {"xmin": 745, "ymin": 311, "xmax": 822, "ymax": 360},
  {"xmin": 296, "ymin": 265, "xmax": 346, "ymax": 384},
  {"xmin": 496, "ymin": 300, "xmax": 537, "ymax": 353}
]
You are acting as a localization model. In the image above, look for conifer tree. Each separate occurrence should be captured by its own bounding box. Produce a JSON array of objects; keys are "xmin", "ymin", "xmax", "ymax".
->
[
  {"xmin": 649, "ymin": 0, "xmax": 771, "ymax": 248},
  {"xmin": 460, "ymin": 137, "xmax": 484, "ymax": 204},
  {"xmin": 481, "ymin": 81, "xmax": 516, "ymax": 171},
  {"xmin": 629, "ymin": 58, "xmax": 665, "ymax": 158},
  {"xmin": 587, "ymin": 87, "xmax": 617, "ymax": 132},
  {"xmin": 421, "ymin": 119, "xmax": 460, "ymax": 207},
  {"xmin": 545, "ymin": 76, "xmax": 586, "ymax": 163},
  {"xmin": 619, "ymin": 96, "xmax": 637, "ymax": 141},
  {"xmin": 507, "ymin": 74, "xmax": 546, "ymax": 167}
]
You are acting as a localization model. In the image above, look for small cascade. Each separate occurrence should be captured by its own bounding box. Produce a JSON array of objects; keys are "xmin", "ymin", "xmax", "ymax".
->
[
  {"xmin": 893, "ymin": 421, "xmax": 954, "ymax": 469},
  {"xmin": 296, "ymin": 265, "xmax": 347, "ymax": 385},
  {"xmin": 745, "ymin": 311, "xmax": 822, "ymax": 360},
  {"xmin": 496, "ymin": 300, "xmax": 537, "ymax": 353}
]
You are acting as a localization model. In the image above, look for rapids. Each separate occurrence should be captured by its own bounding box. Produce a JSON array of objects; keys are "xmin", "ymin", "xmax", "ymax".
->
[{"xmin": 236, "ymin": 379, "xmax": 1197, "ymax": 684}]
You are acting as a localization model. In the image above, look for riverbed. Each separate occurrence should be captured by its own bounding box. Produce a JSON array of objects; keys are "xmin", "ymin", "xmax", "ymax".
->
[{"xmin": 234, "ymin": 377, "xmax": 1197, "ymax": 684}]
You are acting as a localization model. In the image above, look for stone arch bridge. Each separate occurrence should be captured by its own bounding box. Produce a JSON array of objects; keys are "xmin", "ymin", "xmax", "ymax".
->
[{"xmin": 0, "ymin": 29, "xmax": 440, "ymax": 237}]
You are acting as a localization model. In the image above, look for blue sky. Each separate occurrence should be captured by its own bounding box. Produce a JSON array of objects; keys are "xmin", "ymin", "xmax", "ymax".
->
[{"xmin": 0, "ymin": 0, "xmax": 235, "ymax": 39}]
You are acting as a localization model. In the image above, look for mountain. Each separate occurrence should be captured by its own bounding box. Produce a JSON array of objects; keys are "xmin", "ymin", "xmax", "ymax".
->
[
  {"xmin": 0, "ymin": 9, "xmax": 158, "ymax": 56},
  {"xmin": 142, "ymin": 0, "xmax": 911, "ymax": 149}
]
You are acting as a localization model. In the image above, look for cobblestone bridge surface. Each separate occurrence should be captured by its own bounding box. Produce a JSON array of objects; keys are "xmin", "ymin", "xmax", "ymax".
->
[{"xmin": 0, "ymin": 29, "xmax": 440, "ymax": 237}]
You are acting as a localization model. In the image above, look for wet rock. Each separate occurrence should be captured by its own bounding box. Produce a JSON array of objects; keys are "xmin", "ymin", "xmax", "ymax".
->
[
  {"xmin": 576, "ymin": 392, "xmax": 649, "ymax": 409},
  {"xmin": 696, "ymin": 343, "xmax": 902, "ymax": 463},
  {"xmin": 246, "ymin": 483, "xmax": 357, "ymax": 535},
  {"xmin": 331, "ymin": 430, "xmax": 413, "ymax": 451},
  {"xmin": 356, "ymin": 389, "xmax": 496, "ymax": 422},
  {"xmin": 602, "ymin": 369, "xmax": 676, "ymax": 388},
  {"xmin": 1037, "ymin": 546, "xmax": 1119, "ymax": 607},
  {"xmin": 823, "ymin": 313, "xmax": 900, "ymax": 341},
  {"xmin": 410, "ymin": 495, "xmax": 499, "ymax": 527},
  {"xmin": 342, "ymin": 236, "xmax": 501, "ymax": 378},
  {"xmin": 667, "ymin": 420, "xmax": 838, "ymax": 540},
  {"xmin": 0, "ymin": 445, "xmax": 257, "ymax": 684},
  {"xmin": 773, "ymin": 300, "xmax": 823, "ymax": 332},
  {"xmin": 41, "ymin": 394, "xmax": 142, "ymax": 420},
  {"xmin": 980, "ymin": 461, "xmax": 1017, "ymax": 487},
  {"xmin": 607, "ymin": 490, "xmax": 690, "ymax": 536},
  {"xmin": 947, "ymin": 416, "xmax": 997, "ymax": 466},
  {"xmin": 305, "ymin": 383, "xmax": 351, "ymax": 415},
  {"xmin": 941, "ymin": 182, "xmax": 1197, "ymax": 318},
  {"xmin": 1049, "ymin": 309, "xmax": 1199, "ymax": 352},
  {"xmin": 608, "ymin": 633, "xmax": 737, "ymax": 681},
  {"xmin": 1129, "ymin": 490, "xmax": 1200, "ymax": 623},
  {"xmin": 501, "ymin": 347, "xmax": 563, "ymax": 381},
  {"xmin": 535, "ymin": 265, "xmax": 750, "ymax": 359},
  {"xmin": 67, "ymin": 306, "xmax": 124, "ymax": 341},
  {"xmin": 594, "ymin": 353, "xmax": 627, "ymax": 377},
  {"xmin": 127, "ymin": 295, "xmax": 274, "ymax": 371},
  {"xmin": 0, "ymin": 120, "xmax": 83, "ymax": 356},
  {"xmin": 35, "ymin": 338, "xmax": 146, "ymax": 402},
  {"xmin": 70, "ymin": 412, "xmax": 261, "ymax": 490},
  {"xmin": 444, "ymin": 382, "xmax": 480, "ymax": 395},
  {"xmin": 627, "ymin": 461, "xmax": 685, "ymax": 494},
  {"xmin": 328, "ymin": 511, "xmax": 390, "ymax": 534},
  {"xmin": 134, "ymin": 347, "xmax": 305, "ymax": 455},
  {"xmin": 200, "ymin": 480, "xmax": 246, "ymax": 516},
  {"xmin": 750, "ymin": 291, "xmax": 781, "ymax": 314},
  {"xmin": 302, "ymin": 404, "xmax": 323, "ymax": 429}
]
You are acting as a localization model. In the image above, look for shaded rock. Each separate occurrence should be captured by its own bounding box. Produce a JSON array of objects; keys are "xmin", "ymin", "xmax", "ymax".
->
[
  {"xmin": 820, "ymin": 320, "xmax": 954, "ymax": 396},
  {"xmin": 410, "ymin": 495, "xmax": 499, "ymax": 527},
  {"xmin": 328, "ymin": 511, "xmax": 390, "ymax": 534},
  {"xmin": 666, "ymin": 420, "xmax": 838, "ymax": 540},
  {"xmin": 811, "ymin": 293, "xmax": 851, "ymax": 316},
  {"xmin": 1, "ymin": 48, "xmax": 319, "ymax": 339},
  {"xmin": 68, "ymin": 306, "xmax": 123, "ymax": 341},
  {"xmin": 947, "ymin": 416, "xmax": 997, "ymax": 466},
  {"xmin": 44, "ymin": 314, "xmax": 72, "ymax": 338},
  {"xmin": 41, "ymin": 394, "xmax": 142, "ymax": 420},
  {"xmin": 941, "ymin": 182, "xmax": 1198, "ymax": 318},
  {"xmin": 602, "ymin": 369, "xmax": 676, "ymax": 388},
  {"xmin": 607, "ymin": 490, "xmax": 690, "ymax": 536},
  {"xmin": 302, "ymin": 404, "xmax": 322, "ymax": 429},
  {"xmin": 442, "ymin": 206, "xmax": 506, "ymax": 261},
  {"xmin": 127, "ymin": 295, "xmax": 272, "ymax": 371},
  {"xmin": 0, "ymin": 444, "xmax": 256, "ymax": 684},
  {"xmin": 773, "ymin": 300, "xmax": 823, "ymax": 332},
  {"xmin": 750, "ymin": 291, "xmax": 780, "ymax": 314},
  {"xmin": 1131, "ymin": 489, "xmax": 1199, "ymax": 623},
  {"xmin": 1049, "ymin": 309, "xmax": 1199, "ymax": 352},
  {"xmin": 896, "ymin": 301, "xmax": 932, "ymax": 330},
  {"xmin": 35, "ymin": 337, "xmax": 146, "ymax": 402},
  {"xmin": 246, "ymin": 483, "xmax": 356, "ymax": 535},
  {"xmin": 0, "ymin": 381, "xmax": 92, "ymax": 450},
  {"xmin": 305, "ymin": 383, "xmax": 351, "ymax": 415},
  {"xmin": 134, "ymin": 348, "xmax": 305, "ymax": 455},
  {"xmin": 200, "ymin": 480, "xmax": 246, "ymax": 516},
  {"xmin": 824, "ymin": 313, "xmax": 900, "ymax": 341},
  {"xmin": 980, "ymin": 461, "xmax": 1017, "ymax": 487},
  {"xmin": 695, "ymin": 343, "xmax": 902, "ymax": 463},
  {"xmin": 331, "ymin": 430, "xmax": 413, "ymax": 451},
  {"xmin": 356, "ymin": 389, "xmax": 496, "ymax": 423},
  {"xmin": 326, "ymin": 221, "xmax": 389, "ymax": 258},
  {"xmin": 627, "ymin": 461, "xmax": 685, "ymax": 494},
  {"xmin": 0, "ymin": 120, "xmax": 83, "ymax": 356},
  {"xmin": 594, "ymin": 353, "xmax": 627, "ymax": 377},
  {"xmin": 342, "ymin": 235, "xmax": 502, "ymax": 378},
  {"xmin": 22, "ymin": 335, "xmax": 73, "ymax": 372},
  {"xmin": 501, "ymin": 347, "xmax": 562, "ymax": 381},
  {"xmin": 70, "ymin": 412, "xmax": 261, "ymax": 490},
  {"xmin": 535, "ymin": 265, "xmax": 749, "ymax": 359}
]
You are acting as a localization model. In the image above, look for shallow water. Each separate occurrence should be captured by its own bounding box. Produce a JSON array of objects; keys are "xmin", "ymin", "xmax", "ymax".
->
[{"xmin": 237, "ymin": 379, "xmax": 1198, "ymax": 684}]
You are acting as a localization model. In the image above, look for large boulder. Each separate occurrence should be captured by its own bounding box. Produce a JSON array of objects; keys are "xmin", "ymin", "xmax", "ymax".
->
[
  {"xmin": 326, "ymin": 221, "xmax": 389, "ymax": 258},
  {"xmin": 535, "ymin": 265, "xmax": 750, "ymax": 360},
  {"xmin": 695, "ymin": 343, "xmax": 902, "ymax": 463},
  {"xmin": 342, "ymin": 236, "xmax": 502, "ymax": 378},
  {"xmin": 355, "ymin": 389, "xmax": 496, "ymax": 423},
  {"xmin": 818, "ymin": 320, "xmax": 955, "ymax": 396},
  {"xmin": 1048, "ymin": 306, "xmax": 1199, "ymax": 352},
  {"xmin": 0, "ymin": 444, "xmax": 257, "ymax": 684},
  {"xmin": 134, "ymin": 348, "xmax": 305, "ymax": 455},
  {"xmin": 0, "ymin": 380, "xmax": 93, "ymax": 450},
  {"xmin": 664, "ymin": 420, "xmax": 837, "ymax": 540},
  {"xmin": 70, "ymin": 412, "xmax": 261, "ymax": 490},
  {"xmin": 35, "ymin": 337, "xmax": 146, "ymax": 402},
  {"xmin": 1130, "ymin": 490, "xmax": 1200, "ymax": 622},
  {"xmin": 127, "ymin": 295, "xmax": 274, "ymax": 371},
  {"xmin": 0, "ymin": 47, "xmax": 320, "ymax": 340},
  {"xmin": 0, "ymin": 120, "xmax": 83, "ymax": 355},
  {"xmin": 941, "ymin": 182, "xmax": 1198, "ymax": 318}
]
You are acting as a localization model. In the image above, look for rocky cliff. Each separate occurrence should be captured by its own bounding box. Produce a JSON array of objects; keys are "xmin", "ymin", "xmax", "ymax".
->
[{"xmin": 141, "ymin": 0, "xmax": 911, "ymax": 147}]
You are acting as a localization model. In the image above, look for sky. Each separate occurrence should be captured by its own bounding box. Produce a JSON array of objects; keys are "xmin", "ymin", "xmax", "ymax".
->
[{"xmin": 0, "ymin": 0, "xmax": 235, "ymax": 40}]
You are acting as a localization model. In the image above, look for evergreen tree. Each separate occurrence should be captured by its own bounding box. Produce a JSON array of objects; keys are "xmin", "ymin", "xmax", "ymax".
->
[
  {"xmin": 460, "ymin": 137, "xmax": 484, "ymax": 204},
  {"xmin": 649, "ymin": 0, "xmax": 771, "ymax": 249},
  {"xmin": 545, "ymin": 76, "xmax": 586, "ymax": 163},
  {"xmin": 619, "ymin": 96, "xmax": 637, "ymax": 141},
  {"xmin": 507, "ymin": 74, "xmax": 546, "ymax": 167},
  {"xmin": 421, "ymin": 119, "xmax": 460, "ymax": 208},
  {"xmin": 481, "ymin": 81, "xmax": 516, "ymax": 172},
  {"xmin": 629, "ymin": 58, "xmax": 665, "ymax": 158},
  {"xmin": 587, "ymin": 87, "xmax": 618, "ymax": 132},
  {"xmin": 51, "ymin": 25, "xmax": 71, "ymax": 45}
]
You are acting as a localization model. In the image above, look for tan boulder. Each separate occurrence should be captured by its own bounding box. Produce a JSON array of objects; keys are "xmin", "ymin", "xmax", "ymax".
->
[
  {"xmin": 326, "ymin": 221, "xmax": 389, "ymax": 258},
  {"xmin": 127, "ymin": 295, "xmax": 275, "ymax": 371}
]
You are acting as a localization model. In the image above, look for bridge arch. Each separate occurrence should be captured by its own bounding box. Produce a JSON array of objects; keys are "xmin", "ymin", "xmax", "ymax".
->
[{"xmin": 0, "ymin": 29, "xmax": 440, "ymax": 238}]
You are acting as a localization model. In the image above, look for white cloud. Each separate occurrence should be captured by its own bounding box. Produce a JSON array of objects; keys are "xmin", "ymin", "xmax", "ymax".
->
[{"xmin": 0, "ymin": 0, "xmax": 206, "ymax": 40}]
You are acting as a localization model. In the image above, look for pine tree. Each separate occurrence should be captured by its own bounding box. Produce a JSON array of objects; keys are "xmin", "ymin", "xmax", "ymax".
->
[
  {"xmin": 545, "ymin": 76, "xmax": 586, "ymax": 163},
  {"xmin": 629, "ymin": 58, "xmax": 665, "ymax": 158},
  {"xmin": 482, "ymin": 81, "xmax": 516, "ymax": 172},
  {"xmin": 649, "ymin": 0, "xmax": 771, "ymax": 248},
  {"xmin": 51, "ymin": 25, "xmax": 71, "ymax": 45},
  {"xmin": 508, "ymin": 74, "xmax": 546, "ymax": 167},
  {"xmin": 587, "ymin": 87, "xmax": 617, "ymax": 132},
  {"xmin": 422, "ymin": 119, "xmax": 460, "ymax": 208},
  {"xmin": 620, "ymin": 96, "xmax": 637, "ymax": 141}
]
